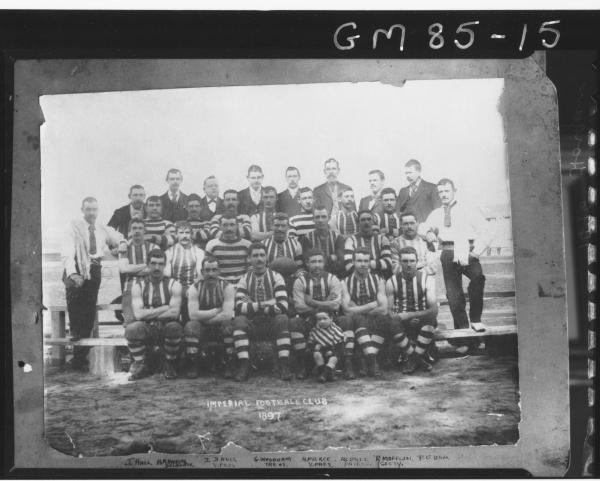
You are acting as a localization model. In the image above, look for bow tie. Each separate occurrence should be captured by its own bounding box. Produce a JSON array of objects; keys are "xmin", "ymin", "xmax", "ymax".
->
[{"xmin": 207, "ymin": 199, "xmax": 216, "ymax": 204}]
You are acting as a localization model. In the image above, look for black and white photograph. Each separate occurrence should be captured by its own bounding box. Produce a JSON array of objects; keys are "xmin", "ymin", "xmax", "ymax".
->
[{"xmin": 40, "ymin": 73, "xmax": 520, "ymax": 455}]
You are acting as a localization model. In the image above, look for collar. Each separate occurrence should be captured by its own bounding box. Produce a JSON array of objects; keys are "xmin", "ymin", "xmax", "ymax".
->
[
  {"xmin": 288, "ymin": 187, "xmax": 299, "ymax": 196},
  {"xmin": 206, "ymin": 196, "xmax": 218, "ymax": 203},
  {"xmin": 411, "ymin": 178, "xmax": 422, "ymax": 188},
  {"xmin": 168, "ymin": 191, "xmax": 180, "ymax": 201},
  {"xmin": 444, "ymin": 200, "xmax": 458, "ymax": 209}
]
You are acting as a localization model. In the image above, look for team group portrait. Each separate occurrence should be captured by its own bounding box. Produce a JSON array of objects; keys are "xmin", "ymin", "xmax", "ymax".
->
[{"xmin": 41, "ymin": 79, "xmax": 520, "ymax": 455}]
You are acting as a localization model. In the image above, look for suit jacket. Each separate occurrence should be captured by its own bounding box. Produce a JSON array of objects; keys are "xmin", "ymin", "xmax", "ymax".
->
[
  {"xmin": 358, "ymin": 195, "xmax": 384, "ymax": 217},
  {"xmin": 313, "ymin": 181, "xmax": 353, "ymax": 215},
  {"xmin": 160, "ymin": 191, "xmax": 188, "ymax": 223},
  {"xmin": 238, "ymin": 187, "xmax": 264, "ymax": 217},
  {"xmin": 108, "ymin": 204, "xmax": 145, "ymax": 237},
  {"xmin": 277, "ymin": 189, "xmax": 301, "ymax": 217},
  {"xmin": 198, "ymin": 196, "xmax": 224, "ymax": 222},
  {"xmin": 396, "ymin": 179, "xmax": 441, "ymax": 223}
]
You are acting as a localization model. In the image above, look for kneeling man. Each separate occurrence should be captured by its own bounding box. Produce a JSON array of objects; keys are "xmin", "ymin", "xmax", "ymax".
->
[{"xmin": 125, "ymin": 249, "xmax": 183, "ymax": 381}]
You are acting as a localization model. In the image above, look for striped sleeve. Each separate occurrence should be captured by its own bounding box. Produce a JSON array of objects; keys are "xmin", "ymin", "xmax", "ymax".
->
[
  {"xmin": 293, "ymin": 239, "xmax": 303, "ymax": 268},
  {"xmin": 375, "ymin": 235, "xmax": 392, "ymax": 273},
  {"xmin": 268, "ymin": 271, "xmax": 288, "ymax": 316},
  {"xmin": 208, "ymin": 215, "xmax": 221, "ymax": 239},
  {"xmin": 343, "ymin": 236, "xmax": 355, "ymax": 272},
  {"xmin": 239, "ymin": 215, "xmax": 252, "ymax": 240},
  {"xmin": 234, "ymin": 274, "xmax": 255, "ymax": 315}
]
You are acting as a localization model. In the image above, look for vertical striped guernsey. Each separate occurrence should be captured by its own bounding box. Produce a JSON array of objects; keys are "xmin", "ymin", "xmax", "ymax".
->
[
  {"xmin": 120, "ymin": 240, "xmax": 159, "ymax": 289},
  {"xmin": 304, "ymin": 229, "xmax": 343, "ymax": 259},
  {"xmin": 344, "ymin": 233, "xmax": 392, "ymax": 276},
  {"xmin": 389, "ymin": 271, "xmax": 428, "ymax": 313},
  {"xmin": 165, "ymin": 243, "xmax": 205, "ymax": 287},
  {"xmin": 374, "ymin": 211, "xmax": 401, "ymax": 238},
  {"xmin": 140, "ymin": 277, "xmax": 175, "ymax": 308},
  {"xmin": 264, "ymin": 236, "xmax": 303, "ymax": 268},
  {"xmin": 193, "ymin": 278, "xmax": 228, "ymax": 309},
  {"xmin": 344, "ymin": 271, "xmax": 381, "ymax": 306},
  {"xmin": 235, "ymin": 268, "xmax": 289, "ymax": 316},
  {"xmin": 205, "ymin": 237, "xmax": 252, "ymax": 283},
  {"xmin": 336, "ymin": 210, "xmax": 358, "ymax": 237}
]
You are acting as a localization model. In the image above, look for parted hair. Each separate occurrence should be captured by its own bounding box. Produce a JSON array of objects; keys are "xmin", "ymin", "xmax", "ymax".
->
[{"xmin": 147, "ymin": 248, "xmax": 167, "ymax": 263}]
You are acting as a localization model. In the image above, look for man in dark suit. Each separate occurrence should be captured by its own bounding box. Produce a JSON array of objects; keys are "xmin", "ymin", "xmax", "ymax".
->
[
  {"xmin": 277, "ymin": 166, "xmax": 302, "ymax": 217},
  {"xmin": 396, "ymin": 159, "xmax": 441, "ymax": 223},
  {"xmin": 160, "ymin": 168, "xmax": 188, "ymax": 222},
  {"xmin": 108, "ymin": 184, "xmax": 146, "ymax": 237},
  {"xmin": 358, "ymin": 169, "xmax": 385, "ymax": 217},
  {"xmin": 238, "ymin": 164, "xmax": 264, "ymax": 217},
  {"xmin": 313, "ymin": 158, "xmax": 354, "ymax": 218},
  {"xmin": 199, "ymin": 175, "xmax": 224, "ymax": 221}
]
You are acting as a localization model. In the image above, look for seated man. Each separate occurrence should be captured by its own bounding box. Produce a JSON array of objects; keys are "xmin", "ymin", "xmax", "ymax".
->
[
  {"xmin": 208, "ymin": 189, "xmax": 252, "ymax": 241},
  {"xmin": 228, "ymin": 242, "xmax": 293, "ymax": 382},
  {"xmin": 250, "ymin": 186, "xmax": 278, "ymax": 241},
  {"xmin": 302, "ymin": 205, "xmax": 346, "ymax": 277},
  {"xmin": 386, "ymin": 246, "xmax": 439, "ymax": 373},
  {"xmin": 143, "ymin": 195, "xmax": 176, "ymax": 250},
  {"xmin": 291, "ymin": 248, "xmax": 343, "ymax": 379},
  {"xmin": 391, "ymin": 212, "xmax": 438, "ymax": 276},
  {"xmin": 344, "ymin": 210, "xmax": 392, "ymax": 279},
  {"xmin": 185, "ymin": 256, "xmax": 236, "ymax": 379},
  {"xmin": 125, "ymin": 249, "xmax": 183, "ymax": 381},
  {"xmin": 308, "ymin": 310, "xmax": 345, "ymax": 383},
  {"xmin": 339, "ymin": 247, "xmax": 388, "ymax": 378}
]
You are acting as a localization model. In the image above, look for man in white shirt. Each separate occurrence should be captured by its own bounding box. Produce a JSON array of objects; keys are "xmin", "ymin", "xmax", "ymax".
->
[
  {"xmin": 62, "ymin": 197, "xmax": 126, "ymax": 369},
  {"xmin": 419, "ymin": 178, "xmax": 489, "ymax": 335}
]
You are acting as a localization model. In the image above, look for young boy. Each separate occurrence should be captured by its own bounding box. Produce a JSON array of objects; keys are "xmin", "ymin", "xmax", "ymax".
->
[{"xmin": 307, "ymin": 310, "xmax": 345, "ymax": 382}]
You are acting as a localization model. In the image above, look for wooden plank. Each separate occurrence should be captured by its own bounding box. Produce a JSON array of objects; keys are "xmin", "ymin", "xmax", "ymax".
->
[
  {"xmin": 48, "ymin": 303, "xmax": 122, "ymax": 312},
  {"xmin": 49, "ymin": 311, "xmax": 66, "ymax": 366},
  {"xmin": 434, "ymin": 325, "xmax": 517, "ymax": 340},
  {"xmin": 45, "ymin": 338, "xmax": 128, "ymax": 347}
]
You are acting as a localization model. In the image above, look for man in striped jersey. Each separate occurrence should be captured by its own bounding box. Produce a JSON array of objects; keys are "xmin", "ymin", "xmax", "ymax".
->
[
  {"xmin": 208, "ymin": 189, "xmax": 252, "ymax": 241},
  {"xmin": 333, "ymin": 187, "xmax": 358, "ymax": 237},
  {"xmin": 126, "ymin": 249, "xmax": 183, "ymax": 380},
  {"xmin": 205, "ymin": 214, "xmax": 252, "ymax": 284},
  {"xmin": 374, "ymin": 188, "xmax": 401, "ymax": 239},
  {"xmin": 227, "ymin": 242, "xmax": 292, "ymax": 381},
  {"xmin": 185, "ymin": 256, "xmax": 236, "ymax": 379},
  {"xmin": 144, "ymin": 196, "xmax": 176, "ymax": 250},
  {"xmin": 118, "ymin": 218, "xmax": 159, "ymax": 324},
  {"xmin": 250, "ymin": 186, "xmax": 277, "ymax": 241},
  {"xmin": 344, "ymin": 210, "xmax": 393, "ymax": 279},
  {"xmin": 391, "ymin": 212, "xmax": 438, "ymax": 276},
  {"xmin": 386, "ymin": 246, "xmax": 438, "ymax": 373},
  {"xmin": 264, "ymin": 213, "xmax": 304, "ymax": 272},
  {"xmin": 291, "ymin": 248, "xmax": 343, "ymax": 379},
  {"xmin": 339, "ymin": 248, "xmax": 389, "ymax": 378},
  {"xmin": 302, "ymin": 205, "xmax": 346, "ymax": 277},
  {"xmin": 186, "ymin": 193, "xmax": 211, "ymax": 248},
  {"xmin": 289, "ymin": 187, "xmax": 316, "ymax": 239},
  {"xmin": 307, "ymin": 311, "xmax": 345, "ymax": 383}
]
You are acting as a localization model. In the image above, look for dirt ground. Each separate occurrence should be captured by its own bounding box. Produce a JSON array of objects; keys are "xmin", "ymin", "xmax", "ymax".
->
[{"xmin": 44, "ymin": 353, "xmax": 520, "ymax": 457}]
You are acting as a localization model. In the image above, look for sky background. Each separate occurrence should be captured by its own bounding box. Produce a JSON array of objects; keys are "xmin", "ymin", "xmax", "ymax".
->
[{"xmin": 41, "ymin": 78, "xmax": 510, "ymax": 251}]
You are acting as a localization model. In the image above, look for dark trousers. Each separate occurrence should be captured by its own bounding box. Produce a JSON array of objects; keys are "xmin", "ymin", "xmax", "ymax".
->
[
  {"xmin": 63, "ymin": 264, "xmax": 102, "ymax": 362},
  {"xmin": 440, "ymin": 250, "xmax": 486, "ymax": 329}
]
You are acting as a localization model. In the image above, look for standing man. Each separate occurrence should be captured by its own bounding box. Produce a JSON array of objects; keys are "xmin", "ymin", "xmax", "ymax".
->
[
  {"xmin": 339, "ymin": 248, "xmax": 388, "ymax": 378},
  {"xmin": 391, "ymin": 212, "xmax": 438, "ymax": 276},
  {"xmin": 250, "ymin": 186, "xmax": 278, "ymax": 241},
  {"xmin": 205, "ymin": 214, "xmax": 252, "ymax": 284},
  {"xmin": 344, "ymin": 210, "xmax": 392, "ymax": 279},
  {"xmin": 313, "ymin": 158, "xmax": 354, "ymax": 217},
  {"xmin": 277, "ymin": 166, "xmax": 302, "ymax": 217},
  {"xmin": 185, "ymin": 193, "xmax": 211, "ymax": 248},
  {"xmin": 289, "ymin": 187, "xmax": 316, "ymax": 238},
  {"xmin": 62, "ymin": 197, "xmax": 126, "ymax": 370},
  {"xmin": 199, "ymin": 175, "xmax": 224, "ymax": 222},
  {"xmin": 208, "ymin": 190, "xmax": 252, "ymax": 241},
  {"xmin": 333, "ymin": 187, "xmax": 359, "ymax": 237},
  {"xmin": 238, "ymin": 164, "xmax": 265, "ymax": 216},
  {"xmin": 386, "ymin": 246, "xmax": 438, "ymax": 373},
  {"xmin": 228, "ymin": 242, "xmax": 293, "ymax": 381},
  {"xmin": 359, "ymin": 170, "xmax": 385, "ymax": 217},
  {"xmin": 419, "ymin": 178, "xmax": 488, "ymax": 335},
  {"xmin": 108, "ymin": 184, "xmax": 146, "ymax": 237},
  {"xmin": 396, "ymin": 159, "xmax": 441, "ymax": 223},
  {"xmin": 160, "ymin": 168, "xmax": 188, "ymax": 222},
  {"xmin": 125, "ymin": 249, "xmax": 183, "ymax": 380},
  {"xmin": 303, "ymin": 205, "xmax": 346, "ymax": 277},
  {"xmin": 374, "ymin": 187, "xmax": 401, "ymax": 239},
  {"xmin": 144, "ymin": 196, "xmax": 176, "ymax": 250},
  {"xmin": 185, "ymin": 256, "xmax": 236, "ymax": 379}
]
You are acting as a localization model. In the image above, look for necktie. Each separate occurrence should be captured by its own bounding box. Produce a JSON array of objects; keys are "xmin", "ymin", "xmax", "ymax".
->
[
  {"xmin": 171, "ymin": 193, "xmax": 177, "ymax": 203},
  {"xmin": 409, "ymin": 183, "xmax": 417, "ymax": 198},
  {"xmin": 88, "ymin": 224, "xmax": 97, "ymax": 255},
  {"xmin": 208, "ymin": 199, "xmax": 216, "ymax": 212},
  {"xmin": 312, "ymin": 276, "xmax": 323, "ymax": 301},
  {"xmin": 443, "ymin": 205, "xmax": 452, "ymax": 227},
  {"xmin": 151, "ymin": 281, "xmax": 163, "ymax": 307},
  {"xmin": 256, "ymin": 276, "xmax": 266, "ymax": 302},
  {"xmin": 358, "ymin": 279, "xmax": 369, "ymax": 305}
]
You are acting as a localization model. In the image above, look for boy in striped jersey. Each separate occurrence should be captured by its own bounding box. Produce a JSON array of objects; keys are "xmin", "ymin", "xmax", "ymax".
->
[
  {"xmin": 185, "ymin": 256, "xmax": 236, "ymax": 379},
  {"xmin": 250, "ymin": 186, "xmax": 277, "ymax": 241},
  {"xmin": 118, "ymin": 218, "xmax": 159, "ymax": 324},
  {"xmin": 125, "ymin": 249, "xmax": 183, "ymax": 380},
  {"xmin": 302, "ymin": 205, "xmax": 346, "ymax": 277},
  {"xmin": 208, "ymin": 189, "xmax": 252, "ymax": 241},
  {"xmin": 386, "ymin": 246, "xmax": 438, "ymax": 373},
  {"xmin": 144, "ymin": 196, "xmax": 176, "ymax": 250},
  {"xmin": 205, "ymin": 214, "xmax": 252, "ymax": 284},
  {"xmin": 186, "ymin": 193, "xmax": 211, "ymax": 249},
  {"xmin": 227, "ymin": 242, "xmax": 292, "ymax": 381},
  {"xmin": 289, "ymin": 187, "xmax": 316, "ymax": 239},
  {"xmin": 391, "ymin": 212, "xmax": 438, "ymax": 276},
  {"xmin": 340, "ymin": 248, "xmax": 389, "ymax": 378},
  {"xmin": 291, "ymin": 249, "xmax": 343, "ymax": 379},
  {"xmin": 344, "ymin": 210, "xmax": 393, "ymax": 279},
  {"xmin": 374, "ymin": 188, "xmax": 401, "ymax": 239},
  {"xmin": 308, "ymin": 311, "xmax": 345, "ymax": 382},
  {"xmin": 333, "ymin": 187, "xmax": 358, "ymax": 237}
]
